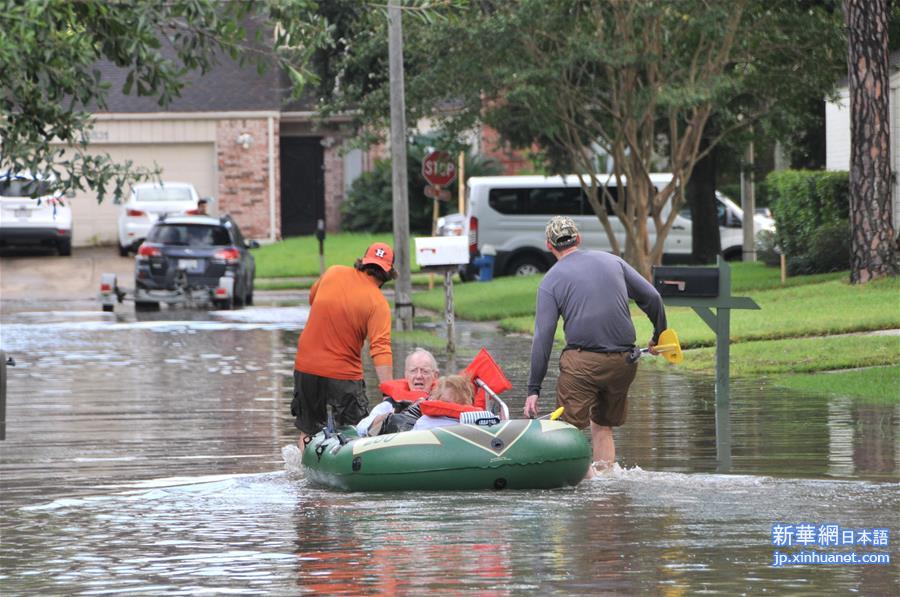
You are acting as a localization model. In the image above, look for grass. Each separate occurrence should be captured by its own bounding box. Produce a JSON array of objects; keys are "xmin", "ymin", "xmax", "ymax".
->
[
  {"xmin": 772, "ymin": 364, "xmax": 900, "ymax": 403},
  {"xmin": 253, "ymin": 239, "xmax": 897, "ymax": 400},
  {"xmin": 412, "ymin": 261, "xmax": 859, "ymax": 322},
  {"xmin": 414, "ymin": 275, "xmax": 542, "ymax": 320},
  {"xmin": 252, "ymin": 233, "xmax": 425, "ymax": 278},
  {"xmin": 410, "ymin": 261, "xmax": 899, "ymax": 400},
  {"xmin": 496, "ymin": 276, "xmax": 900, "ymax": 347},
  {"xmin": 255, "ymin": 272, "xmax": 438, "ymax": 291},
  {"xmin": 643, "ymin": 334, "xmax": 900, "ymax": 376},
  {"xmin": 728, "ymin": 262, "xmax": 848, "ymax": 292}
]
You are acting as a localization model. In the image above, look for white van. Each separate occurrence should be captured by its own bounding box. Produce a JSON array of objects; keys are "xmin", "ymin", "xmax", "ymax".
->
[{"xmin": 443, "ymin": 174, "xmax": 774, "ymax": 278}]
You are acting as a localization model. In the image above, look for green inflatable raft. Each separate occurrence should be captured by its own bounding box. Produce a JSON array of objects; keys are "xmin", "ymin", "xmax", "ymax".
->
[{"xmin": 301, "ymin": 419, "xmax": 591, "ymax": 491}]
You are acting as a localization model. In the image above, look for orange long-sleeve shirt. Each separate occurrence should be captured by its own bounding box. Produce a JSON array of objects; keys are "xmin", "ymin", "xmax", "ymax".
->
[{"xmin": 294, "ymin": 265, "xmax": 392, "ymax": 380}]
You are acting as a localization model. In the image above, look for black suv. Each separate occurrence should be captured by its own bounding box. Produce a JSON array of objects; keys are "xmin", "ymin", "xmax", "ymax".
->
[{"xmin": 134, "ymin": 215, "xmax": 257, "ymax": 310}]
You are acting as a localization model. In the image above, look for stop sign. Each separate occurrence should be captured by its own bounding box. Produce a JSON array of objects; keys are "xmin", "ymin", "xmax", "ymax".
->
[{"xmin": 422, "ymin": 151, "xmax": 457, "ymax": 186}]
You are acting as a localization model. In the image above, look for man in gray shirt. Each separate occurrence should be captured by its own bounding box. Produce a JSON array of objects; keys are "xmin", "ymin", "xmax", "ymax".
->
[{"xmin": 524, "ymin": 216, "xmax": 667, "ymax": 476}]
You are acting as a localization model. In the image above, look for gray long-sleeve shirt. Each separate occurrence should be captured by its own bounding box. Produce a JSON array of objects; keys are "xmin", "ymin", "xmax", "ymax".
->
[{"xmin": 527, "ymin": 250, "xmax": 667, "ymax": 396}]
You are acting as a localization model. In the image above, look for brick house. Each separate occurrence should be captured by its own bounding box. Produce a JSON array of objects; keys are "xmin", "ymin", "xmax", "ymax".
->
[{"xmin": 64, "ymin": 53, "xmax": 370, "ymax": 247}]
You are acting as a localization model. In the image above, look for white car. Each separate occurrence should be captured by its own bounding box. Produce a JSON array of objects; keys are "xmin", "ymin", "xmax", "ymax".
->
[
  {"xmin": 0, "ymin": 171, "xmax": 73, "ymax": 256},
  {"xmin": 117, "ymin": 182, "xmax": 206, "ymax": 256}
]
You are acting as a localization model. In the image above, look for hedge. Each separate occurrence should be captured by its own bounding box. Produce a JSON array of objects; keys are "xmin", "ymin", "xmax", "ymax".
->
[{"xmin": 766, "ymin": 170, "xmax": 850, "ymax": 274}]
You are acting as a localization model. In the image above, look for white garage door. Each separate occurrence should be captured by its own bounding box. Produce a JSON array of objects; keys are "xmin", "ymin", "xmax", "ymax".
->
[{"xmin": 69, "ymin": 143, "xmax": 216, "ymax": 246}]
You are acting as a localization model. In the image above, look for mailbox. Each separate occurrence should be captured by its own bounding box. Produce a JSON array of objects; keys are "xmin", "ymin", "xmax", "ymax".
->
[
  {"xmin": 652, "ymin": 265, "xmax": 719, "ymax": 298},
  {"xmin": 415, "ymin": 236, "xmax": 470, "ymax": 267}
]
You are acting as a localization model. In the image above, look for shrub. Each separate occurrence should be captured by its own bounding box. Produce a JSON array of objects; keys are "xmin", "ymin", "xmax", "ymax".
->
[
  {"xmin": 755, "ymin": 229, "xmax": 781, "ymax": 267},
  {"xmin": 787, "ymin": 220, "xmax": 850, "ymax": 275},
  {"xmin": 341, "ymin": 149, "xmax": 503, "ymax": 234},
  {"xmin": 766, "ymin": 170, "xmax": 849, "ymax": 274},
  {"xmin": 340, "ymin": 160, "xmax": 396, "ymax": 233}
]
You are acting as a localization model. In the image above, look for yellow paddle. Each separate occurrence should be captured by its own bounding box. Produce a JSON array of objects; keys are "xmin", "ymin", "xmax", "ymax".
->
[
  {"xmin": 537, "ymin": 406, "xmax": 565, "ymax": 420},
  {"xmin": 640, "ymin": 328, "xmax": 683, "ymax": 364}
]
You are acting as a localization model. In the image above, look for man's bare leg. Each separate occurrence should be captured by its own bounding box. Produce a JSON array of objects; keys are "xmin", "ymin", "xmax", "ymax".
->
[
  {"xmin": 297, "ymin": 431, "xmax": 308, "ymax": 451},
  {"xmin": 590, "ymin": 422, "xmax": 615, "ymax": 472}
]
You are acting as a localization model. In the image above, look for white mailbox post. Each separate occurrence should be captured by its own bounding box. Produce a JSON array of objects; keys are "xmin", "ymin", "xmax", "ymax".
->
[{"xmin": 414, "ymin": 236, "xmax": 470, "ymax": 353}]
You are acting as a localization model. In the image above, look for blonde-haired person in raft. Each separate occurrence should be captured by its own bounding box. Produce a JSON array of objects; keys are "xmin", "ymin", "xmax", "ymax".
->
[{"xmin": 411, "ymin": 375, "xmax": 475, "ymax": 431}]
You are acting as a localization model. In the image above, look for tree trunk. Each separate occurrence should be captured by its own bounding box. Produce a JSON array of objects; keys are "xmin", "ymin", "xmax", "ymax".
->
[
  {"xmin": 844, "ymin": 0, "xmax": 897, "ymax": 283},
  {"xmin": 686, "ymin": 139, "xmax": 721, "ymax": 264}
]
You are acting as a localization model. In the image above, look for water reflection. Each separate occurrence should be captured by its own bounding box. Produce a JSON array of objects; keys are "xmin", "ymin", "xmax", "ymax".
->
[{"xmin": 0, "ymin": 301, "xmax": 897, "ymax": 593}]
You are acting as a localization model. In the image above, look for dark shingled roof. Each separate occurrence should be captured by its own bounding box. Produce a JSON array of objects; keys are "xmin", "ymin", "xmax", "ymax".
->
[
  {"xmin": 95, "ymin": 55, "xmax": 285, "ymax": 113},
  {"xmin": 93, "ymin": 20, "xmax": 316, "ymax": 114}
]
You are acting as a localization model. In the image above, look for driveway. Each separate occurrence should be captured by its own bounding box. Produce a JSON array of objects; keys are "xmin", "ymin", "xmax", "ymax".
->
[{"xmin": 0, "ymin": 246, "xmax": 133, "ymax": 301}]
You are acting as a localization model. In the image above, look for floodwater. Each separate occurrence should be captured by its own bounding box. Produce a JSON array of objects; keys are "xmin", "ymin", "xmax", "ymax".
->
[{"xmin": 0, "ymin": 297, "xmax": 897, "ymax": 594}]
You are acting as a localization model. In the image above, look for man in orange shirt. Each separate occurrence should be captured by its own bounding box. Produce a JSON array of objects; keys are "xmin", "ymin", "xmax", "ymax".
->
[{"xmin": 291, "ymin": 242, "xmax": 396, "ymax": 447}]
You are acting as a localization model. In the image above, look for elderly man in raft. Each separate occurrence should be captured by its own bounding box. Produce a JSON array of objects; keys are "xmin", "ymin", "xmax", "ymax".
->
[{"xmin": 357, "ymin": 348, "xmax": 511, "ymax": 436}]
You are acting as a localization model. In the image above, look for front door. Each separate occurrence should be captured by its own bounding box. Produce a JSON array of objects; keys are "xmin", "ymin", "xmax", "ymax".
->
[{"xmin": 280, "ymin": 137, "xmax": 324, "ymax": 237}]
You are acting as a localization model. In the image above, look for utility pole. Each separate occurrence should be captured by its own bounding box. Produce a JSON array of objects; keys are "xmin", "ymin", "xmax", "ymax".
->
[
  {"xmin": 740, "ymin": 139, "xmax": 756, "ymax": 262},
  {"xmin": 388, "ymin": 0, "xmax": 413, "ymax": 331}
]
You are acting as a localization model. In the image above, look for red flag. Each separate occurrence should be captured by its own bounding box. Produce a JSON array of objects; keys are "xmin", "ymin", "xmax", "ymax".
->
[{"xmin": 462, "ymin": 348, "xmax": 512, "ymax": 409}]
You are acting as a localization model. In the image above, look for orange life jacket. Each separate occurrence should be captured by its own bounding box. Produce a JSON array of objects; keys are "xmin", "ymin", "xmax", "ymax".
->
[
  {"xmin": 379, "ymin": 379, "xmax": 429, "ymax": 403},
  {"xmin": 419, "ymin": 400, "xmax": 481, "ymax": 420}
]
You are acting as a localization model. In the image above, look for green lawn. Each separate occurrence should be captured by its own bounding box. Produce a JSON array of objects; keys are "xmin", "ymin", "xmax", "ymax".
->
[
  {"xmin": 251, "ymin": 233, "xmax": 455, "ymax": 288},
  {"xmin": 644, "ymin": 334, "xmax": 899, "ymax": 376},
  {"xmin": 729, "ymin": 262, "xmax": 848, "ymax": 292},
  {"xmin": 495, "ymin": 275, "xmax": 899, "ymax": 348},
  {"xmin": 255, "ymin": 272, "xmax": 437, "ymax": 291},
  {"xmin": 253, "ymin": 241, "xmax": 898, "ymax": 399},
  {"xmin": 252, "ymin": 233, "xmax": 426, "ymax": 278},
  {"xmin": 412, "ymin": 261, "xmax": 857, "ymax": 322},
  {"xmin": 410, "ymin": 262, "xmax": 899, "ymax": 399},
  {"xmin": 772, "ymin": 364, "xmax": 900, "ymax": 403}
]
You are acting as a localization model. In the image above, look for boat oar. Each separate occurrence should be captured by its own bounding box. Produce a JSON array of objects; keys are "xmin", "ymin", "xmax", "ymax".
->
[
  {"xmin": 639, "ymin": 328, "xmax": 683, "ymax": 364},
  {"xmin": 537, "ymin": 406, "xmax": 565, "ymax": 420}
]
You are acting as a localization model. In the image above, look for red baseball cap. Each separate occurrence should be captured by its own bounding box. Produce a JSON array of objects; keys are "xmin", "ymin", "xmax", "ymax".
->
[{"xmin": 361, "ymin": 242, "xmax": 394, "ymax": 273}]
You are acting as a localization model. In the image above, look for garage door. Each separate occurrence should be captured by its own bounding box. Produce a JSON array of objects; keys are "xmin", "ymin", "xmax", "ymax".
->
[{"xmin": 68, "ymin": 143, "xmax": 216, "ymax": 246}]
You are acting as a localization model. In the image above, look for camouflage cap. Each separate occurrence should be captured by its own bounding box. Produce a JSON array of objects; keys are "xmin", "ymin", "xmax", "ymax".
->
[{"xmin": 545, "ymin": 216, "xmax": 580, "ymax": 249}]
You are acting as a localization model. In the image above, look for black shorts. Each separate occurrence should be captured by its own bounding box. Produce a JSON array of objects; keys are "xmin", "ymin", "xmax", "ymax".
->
[{"xmin": 292, "ymin": 370, "xmax": 369, "ymax": 435}]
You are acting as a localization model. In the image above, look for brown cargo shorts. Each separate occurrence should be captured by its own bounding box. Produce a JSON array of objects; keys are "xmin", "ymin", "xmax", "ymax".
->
[{"xmin": 556, "ymin": 349, "xmax": 638, "ymax": 428}]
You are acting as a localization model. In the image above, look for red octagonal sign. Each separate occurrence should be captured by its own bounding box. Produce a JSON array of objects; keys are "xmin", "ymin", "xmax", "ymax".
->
[{"xmin": 422, "ymin": 151, "xmax": 457, "ymax": 187}]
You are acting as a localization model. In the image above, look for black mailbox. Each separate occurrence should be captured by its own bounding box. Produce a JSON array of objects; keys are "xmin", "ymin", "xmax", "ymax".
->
[{"xmin": 652, "ymin": 266, "xmax": 719, "ymax": 298}]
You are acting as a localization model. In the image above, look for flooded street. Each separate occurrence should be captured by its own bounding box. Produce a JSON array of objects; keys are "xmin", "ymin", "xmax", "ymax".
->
[{"xmin": 1, "ymin": 296, "xmax": 897, "ymax": 594}]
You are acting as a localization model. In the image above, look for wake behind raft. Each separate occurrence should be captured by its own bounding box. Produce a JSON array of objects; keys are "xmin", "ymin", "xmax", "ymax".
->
[{"xmin": 300, "ymin": 348, "xmax": 592, "ymax": 491}]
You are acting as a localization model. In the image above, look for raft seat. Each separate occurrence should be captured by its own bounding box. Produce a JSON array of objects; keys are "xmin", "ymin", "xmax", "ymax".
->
[{"xmin": 459, "ymin": 410, "xmax": 501, "ymax": 427}]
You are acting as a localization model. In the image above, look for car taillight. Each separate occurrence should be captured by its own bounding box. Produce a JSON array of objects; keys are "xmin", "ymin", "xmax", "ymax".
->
[
  {"xmin": 468, "ymin": 216, "xmax": 478, "ymax": 254},
  {"xmin": 127, "ymin": 209, "xmax": 146, "ymax": 217},
  {"xmin": 137, "ymin": 244, "xmax": 161, "ymax": 258},
  {"xmin": 214, "ymin": 248, "xmax": 241, "ymax": 264}
]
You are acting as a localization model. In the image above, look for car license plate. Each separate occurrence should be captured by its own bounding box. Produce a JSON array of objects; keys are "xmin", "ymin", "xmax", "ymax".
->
[
  {"xmin": 14, "ymin": 208, "xmax": 30, "ymax": 219},
  {"xmin": 178, "ymin": 259, "xmax": 199, "ymax": 271}
]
